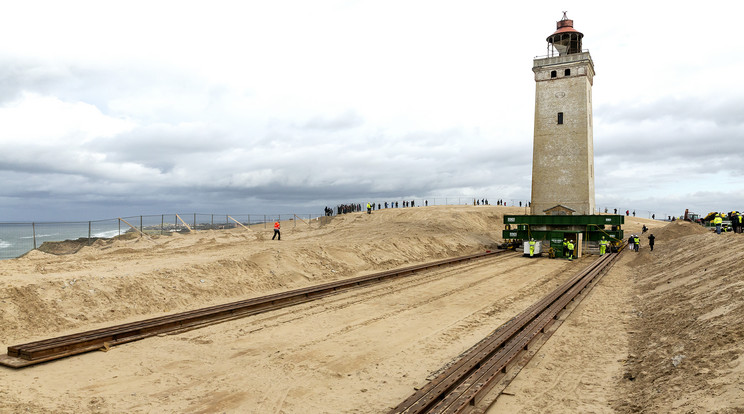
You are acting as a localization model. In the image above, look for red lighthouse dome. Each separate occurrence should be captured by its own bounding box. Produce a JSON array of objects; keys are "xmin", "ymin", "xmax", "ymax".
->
[{"xmin": 547, "ymin": 12, "xmax": 584, "ymax": 56}]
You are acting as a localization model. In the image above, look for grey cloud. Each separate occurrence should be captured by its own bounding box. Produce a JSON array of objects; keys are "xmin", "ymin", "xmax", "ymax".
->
[
  {"xmin": 594, "ymin": 95, "xmax": 744, "ymax": 172},
  {"xmin": 0, "ymin": 60, "xmax": 73, "ymax": 103},
  {"xmin": 92, "ymin": 124, "xmax": 235, "ymax": 168},
  {"xmin": 597, "ymin": 95, "xmax": 744, "ymax": 127},
  {"xmin": 0, "ymin": 58, "xmax": 211, "ymax": 117}
]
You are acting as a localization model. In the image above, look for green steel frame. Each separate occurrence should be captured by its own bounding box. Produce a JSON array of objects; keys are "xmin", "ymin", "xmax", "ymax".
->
[{"xmin": 501, "ymin": 215, "xmax": 625, "ymax": 254}]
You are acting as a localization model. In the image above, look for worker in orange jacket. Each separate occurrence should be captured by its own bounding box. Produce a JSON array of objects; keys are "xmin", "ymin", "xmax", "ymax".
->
[{"xmin": 272, "ymin": 221, "xmax": 281, "ymax": 240}]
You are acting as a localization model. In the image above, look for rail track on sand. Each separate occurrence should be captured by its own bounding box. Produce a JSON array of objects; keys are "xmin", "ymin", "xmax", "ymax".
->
[
  {"xmin": 389, "ymin": 247, "xmax": 625, "ymax": 414},
  {"xmin": 1, "ymin": 249, "xmax": 508, "ymax": 368}
]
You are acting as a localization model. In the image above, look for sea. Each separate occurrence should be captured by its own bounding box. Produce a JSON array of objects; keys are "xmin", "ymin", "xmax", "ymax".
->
[
  {"xmin": 0, "ymin": 214, "xmax": 269, "ymax": 260},
  {"xmin": 0, "ymin": 213, "xmax": 322, "ymax": 260},
  {"xmin": 0, "ymin": 221, "xmax": 123, "ymax": 260}
]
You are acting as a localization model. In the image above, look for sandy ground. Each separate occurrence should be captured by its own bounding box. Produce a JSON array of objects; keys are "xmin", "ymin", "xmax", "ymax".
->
[{"xmin": 0, "ymin": 206, "xmax": 742, "ymax": 413}]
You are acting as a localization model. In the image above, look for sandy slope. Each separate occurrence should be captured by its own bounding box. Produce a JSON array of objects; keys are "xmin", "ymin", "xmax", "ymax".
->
[
  {"xmin": 489, "ymin": 220, "xmax": 744, "ymax": 414},
  {"xmin": 0, "ymin": 207, "xmax": 741, "ymax": 413},
  {"xmin": 616, "ymin": 222, "xmax": 744, "ymax": 413},
  {"xmin": 0, "ymin": 206, "xmax": 507, "ymax": 347}
]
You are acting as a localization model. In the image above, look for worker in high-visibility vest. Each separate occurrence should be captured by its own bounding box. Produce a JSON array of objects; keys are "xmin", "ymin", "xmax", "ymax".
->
[
  {"xmin": 367, "ymin": 203, "xmax": 372, "ymax": 214},
  {"xmin": 713, "ymin": 214, "xmax": 723, "ymax": 234},
  {"xmin": 562, "ymin": 238, "xmax": 568, "ymax": 258},
  {"xmin": 633, "ymin": 235, "xmax": 640, "ymax": 252},
  {"xmin": 599, "ymin": 237, "xmax": 608, "ymax": 256},
  {"xmin": 566, "ymin": 240, "xmax": 574, "ymax": 261},
  {"xmin": 738, "ymin": 214, "xmax": 743, "ymax": 233},
  {"xmin": 528, "ymin": 238, "xmax": 536, "ymax": 258},
  {"xmin": 272, "ymin": 221, "xmax": 281, "ymax": 240}
]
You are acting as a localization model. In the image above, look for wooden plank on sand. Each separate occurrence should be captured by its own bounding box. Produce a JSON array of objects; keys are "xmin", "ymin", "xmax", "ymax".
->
[
  {"xmin": 175, "ymin": 214, "xmax": 193, "ymax": 232},
  {"xmin": 228, "ymin": 215, "xmax": 252, "ymax": 231},
  {"xmin": 118, "ymin": 218, "xmax": 147, "ymax": 237}
]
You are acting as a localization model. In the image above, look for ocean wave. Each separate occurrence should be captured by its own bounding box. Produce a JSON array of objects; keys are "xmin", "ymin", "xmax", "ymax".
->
[
  {"xmin": 20, "ymin": 233, "xmax": 60, "ymax": 239},
  {"xmin": 0, "ymin": 240, "xmax": 10, "ymax": 249},
  {"xmin": 93, "ymin": 230, "xmax": 121, "ymax": 239}
]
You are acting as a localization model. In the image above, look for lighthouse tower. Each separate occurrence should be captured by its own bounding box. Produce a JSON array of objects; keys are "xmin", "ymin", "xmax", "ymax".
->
[{"xmin": 530, "ymin": 13, "xmax": 595, "ymax": 215}]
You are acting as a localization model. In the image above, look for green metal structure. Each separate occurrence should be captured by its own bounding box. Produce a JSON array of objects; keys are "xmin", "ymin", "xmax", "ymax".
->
[{"xmin": 502, "ymin": 214, "xmax": 625, "ymax": 257}]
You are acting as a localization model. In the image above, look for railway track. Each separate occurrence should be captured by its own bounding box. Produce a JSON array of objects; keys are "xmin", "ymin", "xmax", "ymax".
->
[
  {"xmin": 0, "ymin": 249, "xmax": 508, "ymax": 368},
  {"xmin": 389, "ymin": 247, "xmax": 625, "ymax": 414}
]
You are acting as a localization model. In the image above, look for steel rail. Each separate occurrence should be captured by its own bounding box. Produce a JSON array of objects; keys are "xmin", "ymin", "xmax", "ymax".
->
[
  {"xmin": 390, "ymin": 248, "xmax": 625, "ymax": 414},
  {"xmin": 1, "ymin": 249, "xmax": 507, "ymax": 368}
]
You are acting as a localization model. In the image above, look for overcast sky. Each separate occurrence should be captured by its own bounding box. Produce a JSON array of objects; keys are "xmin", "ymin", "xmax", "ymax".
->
[{"xmin": 1, "ymin": 1, "xmax": 743, "ymax": 221}]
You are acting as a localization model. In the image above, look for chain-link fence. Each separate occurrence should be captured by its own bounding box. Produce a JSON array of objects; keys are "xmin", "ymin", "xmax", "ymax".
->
[
  {"xmin": 0, "ymin": 198, "xmax": 508, "ymax": 260},
  {"xmin": 0, "ymin": 213, "xmax": 328, "ymax": 260},
  {"xmin": 355, "ymin": 197, "xmax": 508, "ymax": 208},
  {"xmin": 594, "ymin": 207, "xmax": 671, "ymax": 221}
]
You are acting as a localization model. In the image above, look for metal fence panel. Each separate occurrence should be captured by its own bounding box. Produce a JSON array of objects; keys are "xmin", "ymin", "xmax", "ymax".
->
[
  {"xmin": 0, "ymin": 201, "xmax": 505, "ymax": 260},
  {"xmin": 0, "ymin": 223, "xmax": 34, "ymax": 260}
]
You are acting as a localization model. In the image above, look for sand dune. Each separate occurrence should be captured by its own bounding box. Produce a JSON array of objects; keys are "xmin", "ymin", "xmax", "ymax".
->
[{"xmin": 0, "ymin": 206, "xmax": 740, "ymax": 413}]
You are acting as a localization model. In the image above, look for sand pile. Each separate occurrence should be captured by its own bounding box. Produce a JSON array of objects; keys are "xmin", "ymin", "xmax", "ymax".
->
[
  {"xmin": 615, "ymin": 221, "xmax": 744, "ymax": 412},
  {"xmin": 2, "ymin": 208, "xmax": 741, "ymax": 413},
  {"xmin": 0, "ymin": 205, "xmax": 511, "ymax": 347},
  {"xmin": 646, "ymin": 219, "xmax": 709, "ymax": 240}
]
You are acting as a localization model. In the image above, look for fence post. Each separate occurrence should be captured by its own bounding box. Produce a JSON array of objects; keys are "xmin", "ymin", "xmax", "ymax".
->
[
  {"xmin": 32, "ymin": 222, "xmax": 37, "ymax": 249},
  {"xmin": 88, "ymin": 221, "xmax": 92, "ymax": 245},
  {"xmin": 118, "ymin": 218, "xmax": 121, "ymax": 236},
  {"xmin": 175, "ymin": 215, "xmax": 178, "ymax": 231},
  {"xmin": 161, "ymin": 214, "xmax": 164, "ymax": 235},
  {"xmin": 193, "ymin": 213, "xmax": 196, "ymax": 230},
  {"xmin": 140, "ymin": 216, "xmax": 143, "ymax": 235}
]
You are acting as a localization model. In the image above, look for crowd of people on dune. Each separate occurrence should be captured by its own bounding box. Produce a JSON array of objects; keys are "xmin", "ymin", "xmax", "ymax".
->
[
  {"xmin": 324, "ymin": 200, "xmax": 428, "ymax": 216},
  {"xmin": 324, "ymin": 198, "xmax": 526, "ymax": 217},
  {"xmin": 326, "ymin": 201, "xmax": 421, "ymax": 216}
]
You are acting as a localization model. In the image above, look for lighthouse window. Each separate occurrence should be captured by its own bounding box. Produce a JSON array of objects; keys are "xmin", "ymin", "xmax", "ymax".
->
[
  {"xmin": 564, "ymin": 68, "xmax": 571, "ymax": 76},
  {"xmin": 557, "ymin": 112, "xmax": 564, "ymax": 124},
  {"xmin": 551, "ymin": 70, "xmax": 557, "ymax": 78}
]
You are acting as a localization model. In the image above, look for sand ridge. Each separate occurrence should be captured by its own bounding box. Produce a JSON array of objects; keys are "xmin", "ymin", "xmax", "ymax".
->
[
  {"xmin": 0, "ymin": 205, "xmax": 506, "ymax": 347},
  {"xmin": 0, "ymin": 207, "xmax": 742, "ymax": 413}
]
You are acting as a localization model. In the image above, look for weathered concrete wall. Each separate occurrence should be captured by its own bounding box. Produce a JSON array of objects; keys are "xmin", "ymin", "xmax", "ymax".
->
[{"xmin": 530, "ymin": 53, "xmax": 595, "ymax": 215}]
